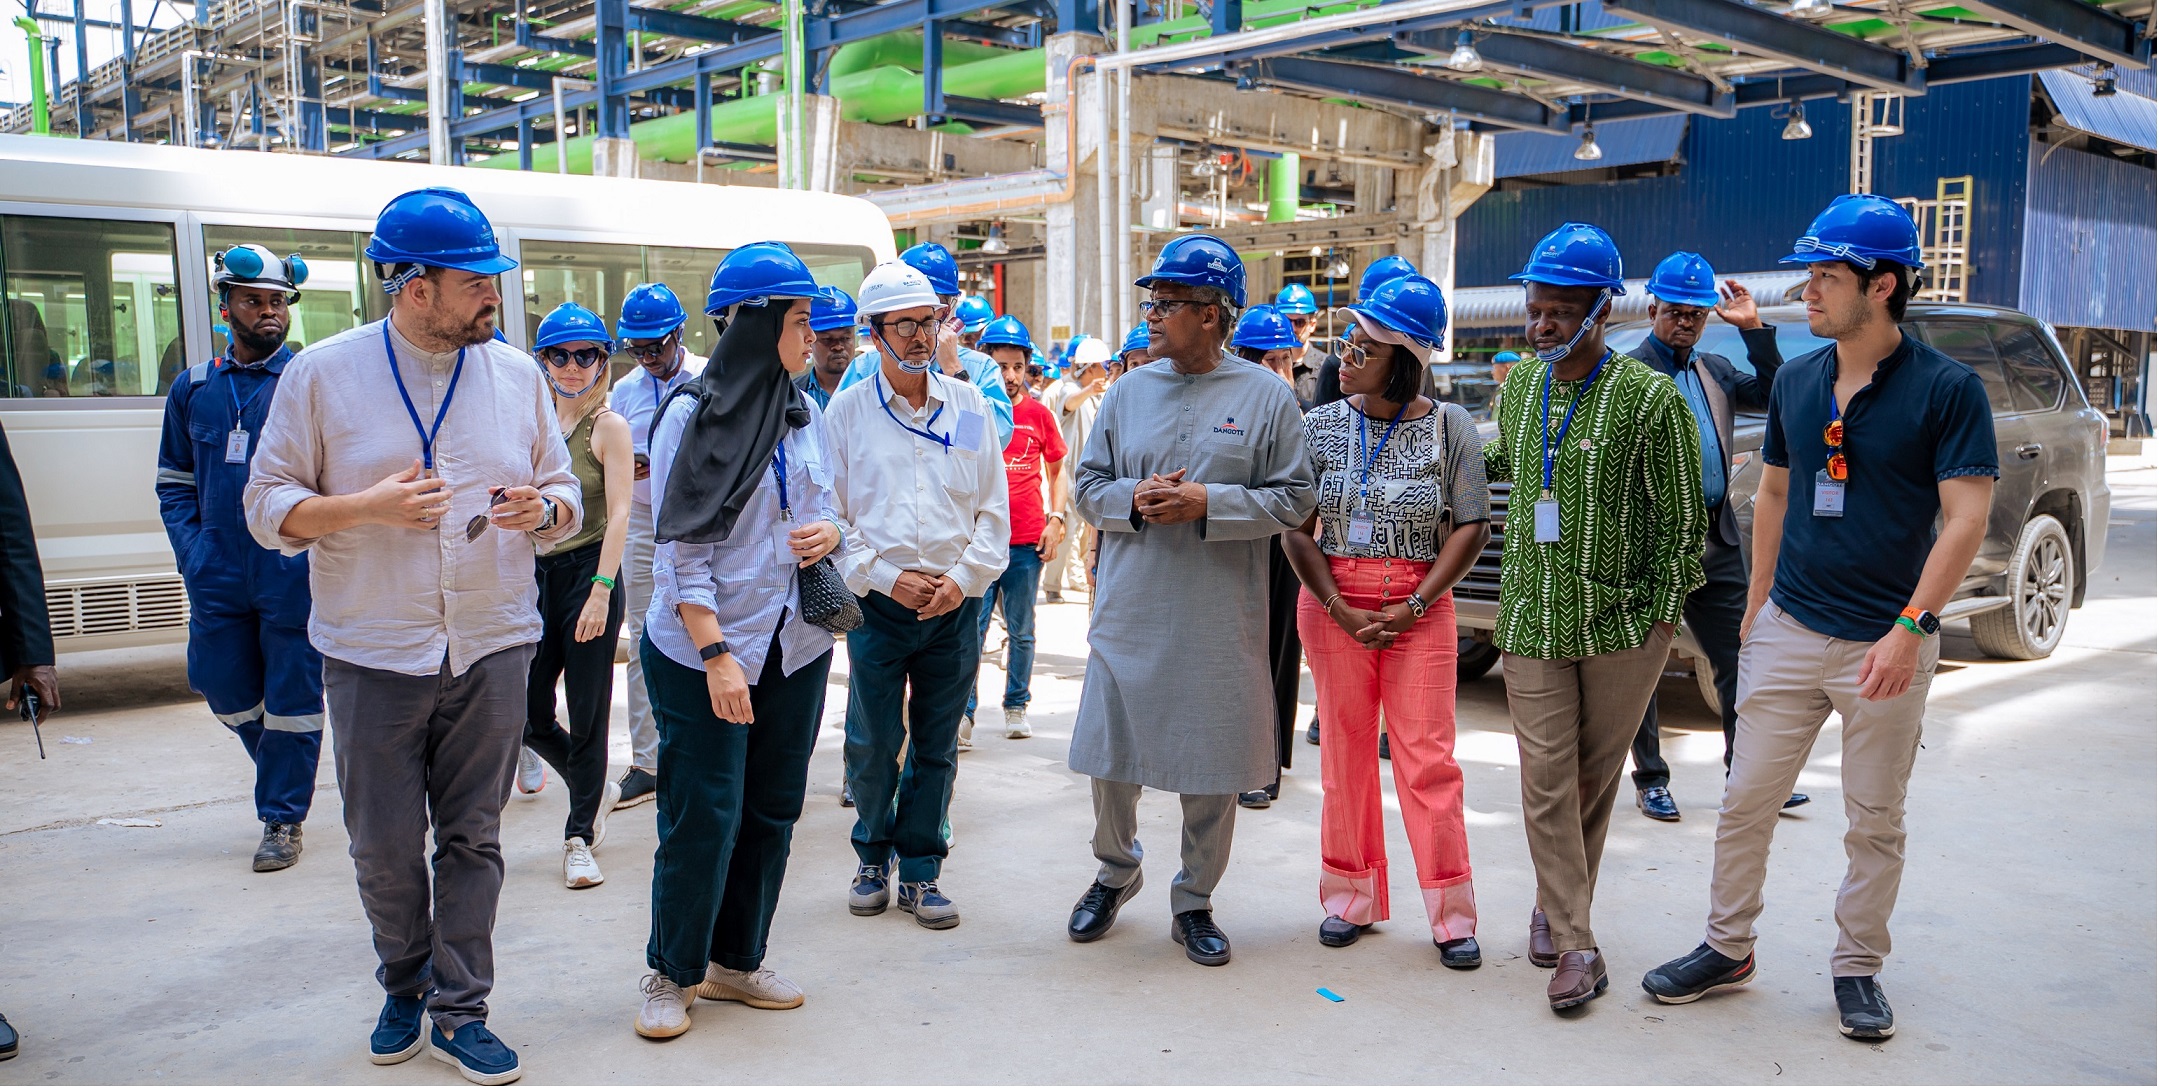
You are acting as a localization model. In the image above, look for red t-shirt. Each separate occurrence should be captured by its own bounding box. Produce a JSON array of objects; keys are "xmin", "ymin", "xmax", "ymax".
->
[{"xmin": 1002, "ymin": 396, "xmax": 1068, "ymax": 546}]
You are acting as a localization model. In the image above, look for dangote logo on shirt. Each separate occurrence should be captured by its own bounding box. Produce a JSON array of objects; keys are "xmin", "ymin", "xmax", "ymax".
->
[{"xmin": 1212, "ymin": 416, "xmax": 1246, "ymax": 436}]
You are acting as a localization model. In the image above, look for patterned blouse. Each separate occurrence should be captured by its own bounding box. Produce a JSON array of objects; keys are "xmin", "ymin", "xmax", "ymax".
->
[{"xmin": 1302, "ymin": 398, "xmax": 1489, "ymax": 561}]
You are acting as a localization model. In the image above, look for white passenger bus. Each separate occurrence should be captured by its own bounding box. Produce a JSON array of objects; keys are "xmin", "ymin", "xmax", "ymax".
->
[{"xmin": 0, "ymin": 134, "xmax": 896, "ymax": 651}]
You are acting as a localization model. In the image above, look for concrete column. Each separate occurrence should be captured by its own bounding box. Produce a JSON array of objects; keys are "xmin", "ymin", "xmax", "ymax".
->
[
  {"xmin": 592, "ymin": 136, "xmax": 639, "ymax": 178},
  {"xmin": 1043, "ymin": 30, "xmax": 1104, "ymax": 345},
  {"xmin": 1403, "ymin": 129, "xmax": 1493, "ymax": 360},
  {"xmin": 802, "ymin": 94, "xmax": 843, "ymax": 193}
]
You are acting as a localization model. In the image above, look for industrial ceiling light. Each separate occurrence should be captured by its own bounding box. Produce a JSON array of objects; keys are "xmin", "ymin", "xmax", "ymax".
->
[
  {"xmin": 1446, "ymin": 30, "xmax": 1483, "ymax": 73},
  {"xmin": 1788, "ymin": 0, "xmax": 1832, "ymax": 16},
  {"xmin": 981, "ymin": 220, "xmax": 1010, "ymax": 255},
  {"xmin": 2093, "ymin": 63, "xmax": 2118, "ymax": 96},
  {"xmin": 1781, "ymin": 100, "xmax": 1813, "ymax": 140},
  {"xmin": 1574, "ymin": 126, "xmax": 1604, "ymax": 161}
]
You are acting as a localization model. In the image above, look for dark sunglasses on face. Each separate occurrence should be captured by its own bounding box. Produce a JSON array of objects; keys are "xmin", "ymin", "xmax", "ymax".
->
[
  {"xmin": 540, "ymin": 346, "xmax": 607, "ymax": 370},
  {"xmin": 623, "ymin": 334, "xmax": 677, "ymax": 361}
]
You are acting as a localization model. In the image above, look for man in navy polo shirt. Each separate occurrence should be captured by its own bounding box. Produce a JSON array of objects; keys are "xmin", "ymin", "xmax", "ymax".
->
[{"xmin": 1640, "ymin": 195, "xmax": 1996, "ymax": 1041}]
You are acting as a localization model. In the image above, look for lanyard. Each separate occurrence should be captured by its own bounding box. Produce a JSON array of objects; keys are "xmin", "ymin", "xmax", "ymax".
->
[
  {"xmin": 771, "ymin": 437, "xmax": 792, "ymax": 520},
  {"xmin": 1355, "ymin": 398, "xmax": 1408, "ymax": 512},
  {"xmin": 383, "ymin": 323, "xmax": 466, "ymax": 471},
  {"xmin": 1539, "ymin": 350, "xmax": 1610, "ymax": 497},
  {"xmin": 647, "ymin": 372, "xmax": 666, "ymax": 446},
  {"xmin": 874, "ymin": 371, "xmax": 951, "ymax": 451},
  {"xmin": 220, "ymin": 357, "xmax": 272, "ymax": 431}
]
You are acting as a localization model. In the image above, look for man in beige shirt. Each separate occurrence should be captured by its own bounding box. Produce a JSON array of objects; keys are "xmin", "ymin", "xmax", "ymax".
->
[{"xmin": 244, "ymin": 187, "xmax": 579, "ymax": 1087}]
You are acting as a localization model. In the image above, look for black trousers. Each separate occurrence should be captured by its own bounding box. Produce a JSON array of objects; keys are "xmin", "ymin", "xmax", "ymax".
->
[
  {"xmin": 644, "ymin": 633, "xmax": 831, "ymax": 986},
  {"xmin": 1632, "ymin": 532, "xmax": 1746, "ymax": 790},
  {"xmin": 524, "ymin": 541, "xmax": 625, "ymax": 842},
  {"xmin": 1265, "ymin": 541, "xmax": 1302, "ymax": 776}
]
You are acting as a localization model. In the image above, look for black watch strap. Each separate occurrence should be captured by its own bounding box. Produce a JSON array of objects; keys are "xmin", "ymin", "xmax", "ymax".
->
[{"xmin": 699, "ymin": 640, "xmax": 731, "ymax": 661}]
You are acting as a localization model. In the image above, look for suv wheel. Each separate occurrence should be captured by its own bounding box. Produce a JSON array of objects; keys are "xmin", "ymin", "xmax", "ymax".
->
[{"xmin": 1970, "ymin": 514, "xmax": 2074, "ymax": 660}]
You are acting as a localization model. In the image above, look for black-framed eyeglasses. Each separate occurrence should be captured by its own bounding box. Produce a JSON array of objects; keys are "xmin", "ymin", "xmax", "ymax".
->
[
  {"xmin": 622, "ymin": 332, "xmax": 678, "ymax": 362},
  {"xmin": 539, "ymin": 346, "xmax": 607, "ymax": 370},
  {"xmin": 1139, "ymin": 298, "xmax": 1202, "ymax": 318},
  {"xmin": 874, "ymin": 317, "xmax": 939, "ymax": 340},
  {"xmin": 1333, "ymin": 336, "xmax": 1372, "ymax": 368}
]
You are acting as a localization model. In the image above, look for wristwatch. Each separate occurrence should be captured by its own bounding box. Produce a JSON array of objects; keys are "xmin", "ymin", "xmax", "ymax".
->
[
  {"xmin": 1895, "ymin": 607, "xmax": 1940, "ymax": 636},
  {"xmin": 536, "ymin": 497, "xmax": 559, "ymax": 533},
  {"xmin": 699, "ymin": 640, "xmax": 732, "ymax": 661},
  {"xmin": 1044, "ymin": 511, "xmax": 1066, "ymax": 524},
  {"xmin": 1405, "ymin": 592, "xmax": 1430, "ymax": 619}
]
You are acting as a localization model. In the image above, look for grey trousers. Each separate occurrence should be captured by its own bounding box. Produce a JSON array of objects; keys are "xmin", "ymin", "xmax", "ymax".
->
[
  {"xmin": 1090, "ymin": 777, "xmax": 1238, "ymax": 916},
  {"xmin": 621, "ymin": 500, "xmax": 660, "ymax": 771},
  {"xmin": 325, "ymin": 644, "xmax": 534, "ymax": 1033}
]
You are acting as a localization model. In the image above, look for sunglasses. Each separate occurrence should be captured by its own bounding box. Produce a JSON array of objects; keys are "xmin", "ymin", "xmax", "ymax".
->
[
  {"xmin": 539, "ymin": 346, "xmax": 607, "ymax": 370},
  {"xmin": 465, "ymin": 487, "xmax": 510, "ymax": 542},
  {"xmin": 1823, "ymin": 419, "xmax": 1849, "ymax": 482},
  {"xmin": 1139, "ymin": 298, "xmax": 1204, "ymax": 318},
  {"xmin": 1332, "ymin": 336, "xmax": 1372, "ymax": 368},
  {"xmin": 623, "ymin": 334, "xmax": 678, "ymax": 362}
]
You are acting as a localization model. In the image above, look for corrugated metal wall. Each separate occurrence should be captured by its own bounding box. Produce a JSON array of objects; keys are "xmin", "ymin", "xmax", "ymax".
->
[
  {"xmin": 1457, "ymin": 77, "xmax": 2035, "ymax": 311},
  {"xmin": 2020, "ymin": 139, "xmax": 2158, "ymax": 333}
]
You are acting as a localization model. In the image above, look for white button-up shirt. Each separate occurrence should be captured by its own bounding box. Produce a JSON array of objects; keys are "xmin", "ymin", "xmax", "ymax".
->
[
  {"xmin": 644, "ymin": 390, "xmax": 839, "ymax": 676},
  {"xmin": 824, "ymin": 366, "xmax": 1010, "ymax": 598},
  {"xmin": 244, "ymin": 319, "xmax": 584, "ymax": 676},
  {"xmin": 608, "ymin": 351, "xmax": 707, "ymax": 507}
]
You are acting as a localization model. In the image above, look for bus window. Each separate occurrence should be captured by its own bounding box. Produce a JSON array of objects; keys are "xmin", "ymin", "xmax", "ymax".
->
[
  {"xmin": 522, "ymin": 241, "xmax": 644, "ymax": 379},
  {"xmin": 790, "ymin": 245, "xmax": 874, "ymax": 299},
  {"xmin": 202, "ymin": 227, "xmax": 386, "ymax": 356},
  {"xmin": 1, "ymin": 215, "xmax": 185, "ymax": 398},
  {"xmin": 646, "ymin": 245, "xmax": 728, "ymax": 365}
]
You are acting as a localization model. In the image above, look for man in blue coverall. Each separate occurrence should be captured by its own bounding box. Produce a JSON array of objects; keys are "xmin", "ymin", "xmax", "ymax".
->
[{"xmin": 155, "ymin": 244, "xmax": 323, "ymax": 872}]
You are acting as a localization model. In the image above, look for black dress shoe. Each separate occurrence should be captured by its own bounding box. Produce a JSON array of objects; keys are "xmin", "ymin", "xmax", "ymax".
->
[
  {"xmin": 0, "ymin": 1011, "xmax": 17, "ymax": 1061},
  {"xmin": 1378, "ymin": 733, "xmax": 1392, "ymax": 760},
  {"xmin": 1834, "ymin": 975, "xmax": 1895, "ymax": 1039},
  {"xmin": 1436, "ymin": 936, "xmax": 1482, "ymax": 969},
  {"xmin": 1306, "ymin": 721, "xmax": 1320, "ymax": 746},
  {"xmin": 1637, "ymin": 786, "xmax": 1681, "ymax": 822},
  {"xmin": 1237, "ymin": 789, "xmax": 1271, "ymax": 809},
  {"xmin": 1318, "ymin": 915, "xmax": 1364, "ymax": 947},
  {"xmin": 1068, "ymin": 874, "xmax": 1143, "ymax": 942},
  {"xmin": 1784, "ymin": 792, "xmax": 1811, "ymax": 809},
  {"xmin": 1171, "ymin": 910, "xmax": 1232, "ymax": 966}
]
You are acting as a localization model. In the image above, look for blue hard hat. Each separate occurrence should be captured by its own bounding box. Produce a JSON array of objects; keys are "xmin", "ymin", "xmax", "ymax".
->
[
  {"xmin": 1232, "ymin": 305, "xmax": 1302, "ymax": 352},
  {"xmin": 1647, "ymin": 252, "xmax": 1722, "ymax": 308},
  {"xmin": 534, "ymin": 302, "xmax": 615, "ymax": 352},
  {"xmin": 1274, "ymin": 283, "xmax": 1319, "ymax": 315},
  {"xmin": 1135, "ymin": 234, "xmax": 1247, "ymax": 308},
  {"xmin": 809, "ymin": 286, "xmax": 858, "ymax": 332},
  {"xmin": 1511, "ymin": 222, "xmax": 1626, "ymax": 294},
  {"xmin": 900, "ymin": 242, "xmax": 961, "ymax": 296},
  {"xmin": 1780, "ymin": 193, "xmax": 1926, "ymax": 272},
  {"xmin": 1493, "ymin": 350, "xmax": 1522, "ymax": 364},
  {"xmin": 976, "ymin": 314, "xmax": 1033, "ymax": 352},
  {"xmin": 364, "ymin": 188, "xmax": 517, "ymax": 289},
  {"xmin": 1347, "ymin": 274, "xmax": 1448, "ymax": 352},
  {"xmin": 704, "ymin": 241, "xmax": 823, "ymax": 316},
  {"xmin": 616, "ymin": 283, "xmax": 689, "ymax": 341},
  {"xmin": 954, "ymin": 295, "xmax": 995, "ymax": 333},
  {"xmin": 1358, "ymin": 255, "xmax": 1418, "ymax": 301},
  {"xmin": 1119, "ymin": 323, "xmax": 1151, "ymax": 357}
]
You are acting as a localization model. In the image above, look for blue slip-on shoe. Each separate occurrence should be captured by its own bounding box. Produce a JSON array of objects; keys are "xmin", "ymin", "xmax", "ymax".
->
[
  {"xmin": 429, "ymin": 1021, "xmax": 522, "ymax": 1085},
  {"xmin": 1637, "ymin": 786, "xmax": 1681, "ymax": 822},
  {"xmin": 369, "ymin": 992, "xmax": 428, "ymax": 1065}
]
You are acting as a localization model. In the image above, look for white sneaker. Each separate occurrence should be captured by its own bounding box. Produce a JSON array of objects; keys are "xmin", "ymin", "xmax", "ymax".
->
[
  {"xmin": 563, "ymin": 837, "xmax": 603, "ymax": 889},
  {"xmin": 697, "ymin": 964, "xmax": 805, "ymax": 1010},
  {"xmin": 956, "ymin": 715, "xmax": 975, "ymax": 751},
  {"xmin": 591, "ymin": 779, "xmax": 622, "ymax": 850},
  {"xmin": 1003, "ymin": 707, "xmax": 1032, "ymax": 739},
  {"xmin": 515, "ymin": 747, "xmax": 546, "ymax": 796},
  {"xmin": 635, "ymin": 972, "xmax": 691, "ymax": 1038}
]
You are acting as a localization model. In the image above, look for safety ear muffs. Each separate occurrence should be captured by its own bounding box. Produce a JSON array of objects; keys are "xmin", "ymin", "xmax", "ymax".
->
[{"xmin": 285, "ymin": 254, "xmax": 310, "ymax": 288}]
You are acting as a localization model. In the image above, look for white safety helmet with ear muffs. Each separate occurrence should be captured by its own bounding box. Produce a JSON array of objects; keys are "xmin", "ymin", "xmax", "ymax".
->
[{"xmin": 214, "ymin": 244, "xmax": 309, "ymax": 300}]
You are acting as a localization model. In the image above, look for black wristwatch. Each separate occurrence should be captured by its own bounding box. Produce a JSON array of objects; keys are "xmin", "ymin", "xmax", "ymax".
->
[
  {"xmin": 699, "ymin": 640, "xmax": 732, "ymax": 661},
  {"xmin": 1406, "ymin": 592, "xmax": 1430, "ymax": 619}
]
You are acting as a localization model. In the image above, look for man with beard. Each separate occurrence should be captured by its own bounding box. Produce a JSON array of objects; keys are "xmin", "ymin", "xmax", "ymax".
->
[
  {"xmin": 246, "ymin": 187, "xmax": 583, "ymax": 1086},
  {"xmin": 156, "ymin": 245, "xmax": 324, "ymax": 873}
]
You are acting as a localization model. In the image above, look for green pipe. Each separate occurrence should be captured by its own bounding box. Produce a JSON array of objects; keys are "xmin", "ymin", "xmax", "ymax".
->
[
  {"xmin": 11, "ymin": 17, "xmax": 50, "ymax": 136},
  {"xmin": 1266, "ymin": 152, "xmax": 1299, "ymax": 223},
  {"xmin": 826, "ymin": 31, "xmax": 1011, "ymax": 79}
]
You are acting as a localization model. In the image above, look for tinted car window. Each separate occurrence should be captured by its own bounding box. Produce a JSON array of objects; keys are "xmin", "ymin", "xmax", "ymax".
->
[
  {"xmin": 1920, "ymin": 322, "xmax": 2017, "ymax": 415},
  {"xmin": 1992, "ymin": 323, "xmax": 2067, "ymax": 412},
  {"xmin": 1605, "ymin": 321, "xmax": 1831, "ymax": 379}
]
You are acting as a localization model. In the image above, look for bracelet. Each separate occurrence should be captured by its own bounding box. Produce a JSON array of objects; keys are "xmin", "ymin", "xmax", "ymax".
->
[
  {"xmin": 1894, "ymin": 615, "xmax": 1925, "ymax": 636},
  {"xmin": 1322, "ymin": 592, "xmax": 1344, "ymax": 613},
  {"xmin": 591, "ymin": 574, "xmax": 616, "ymax": 591}
]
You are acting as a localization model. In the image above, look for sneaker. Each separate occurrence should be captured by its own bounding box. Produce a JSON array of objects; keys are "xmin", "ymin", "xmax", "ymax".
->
[
  {"xmin": 698, "ymin": 964, "xmax": 805, "ymax": 1010},
  {"xmin": 0, "ymin": 1012, "xmax": 15, "ymax": 1061},
  {"xmin": 369, "ymin": 991, "xmax": 429, "ymax": 1065},
  {"xmin": 1043, "ymin": 589, "xmax": 1064, "ymax": 604},
  {"xmin": 253, "ymin": 821, "xmax": 303, "ymax": 872},
  {"xmin": 1306, "ymin": 720, "xmax": 1320, "ymax": 746},
  {"xmin": 1643, "ymin": 942, "xmax": 1756, "ymax": 1004},
  {"xmin": 515, "ymin": 748, "xmax": 546, "ymax": 796},
  {"xmin": 957, "ymin": 715, "xmax": 975, "ymax": 751},
  {"xmin": 1834, "ymin": 975, "xmax": 1895, "ymax": 1039},
  {"xmin": 1003, "ymin": 707, "xmax": 1033, "ymax": 739},
  {"xmin": 615, "ymin": 766, "xmax": 658, "ymax": 809},
  {"xmin": 564, "ymin": 837, "xmax": 603, "ymax": 889},
  {"xmin": 591, "ymin": 779, "xmax": 622, "ymax": 849},
  {"xmin": 634, "ymin": 973, "xmax": 691, "ymax": 1039},
  {"xmin": 428, "ymin": 1021, "xmax": 522, "ymax": 1085},
  {"xmin": 897, "ymin": 880, "xmax": 960, "ymax": 929},
  {"xmin": 849, "ymin": 861, "xmax": 891, "ymax": 916},
  {"xmin": 839, "ymin": 782, "xmax": 855, "ymax": 808}
]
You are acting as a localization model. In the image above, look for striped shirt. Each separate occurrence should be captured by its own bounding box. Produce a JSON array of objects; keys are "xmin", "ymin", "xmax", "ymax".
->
[{"xmin": 1482, "ymin": 351, "xmax": 1705, "ymax": 660}]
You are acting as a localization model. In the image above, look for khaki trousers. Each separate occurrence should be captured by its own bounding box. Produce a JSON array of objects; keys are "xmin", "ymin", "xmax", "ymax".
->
[
  {"xmin": 1706, "ymin": 600, "xmax": 1938, "ymax": 976},
  {"xmin": 1502, "ymin": 626, "xmax": 1673, "ymax": 952}
]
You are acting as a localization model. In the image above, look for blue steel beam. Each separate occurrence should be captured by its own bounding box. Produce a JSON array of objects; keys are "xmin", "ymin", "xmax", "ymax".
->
[
  {"xmin": 595, "ymin": 0, "xmax": 630, "ymax": 138},
  {"xmin": 1135, "ymin": 3, "xmax": 1524, "ymax": 70},
  {"xmin": 1248, "ymin": 55, "xmax": 1569, "ymax": 131},
  {"xmin": 464, "ymin": 61, "xmax": 561, "ymax": 93},
  {"xmin": 515, "ymin": 21, "xmax": 598, "ymax": 57},
  {"xmin": 1400, "ymin": 28, "xmax": 1733, "ymax": 116},
  {"xmin": 624, "ymin": 7, "xmax": 764, "ymax": 44},
  {"xmin": 1948, "ymin": 0, "xmax": 2148, "ymax": 68},
  {"xmin": 1600, "ymin": 0, "xmax": 1922, "ymax": 93}
]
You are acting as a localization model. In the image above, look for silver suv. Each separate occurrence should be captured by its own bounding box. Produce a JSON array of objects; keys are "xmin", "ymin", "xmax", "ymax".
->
[{"xmin": 1451, "ymin": 303, "xmax": 2112, "ymax": 707}]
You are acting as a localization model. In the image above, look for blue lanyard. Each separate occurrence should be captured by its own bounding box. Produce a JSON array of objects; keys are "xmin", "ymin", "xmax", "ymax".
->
[
  {"xmin": 1539, "ymin": 350, "xmax": 1610, "ymax": 497},
  {"xmin": 1355, "ymin": 397, "xmax": 1408, "ymax": 512},
  {"xmin": 771, "ymin": 437, "xmax": 792, "ymax": 520},
  {"xmin": 382, "ymin": 324, "xmax": 466, "ymax": 471},
  {"xmin": 874, "ymin": 371, "xmax": 950, "ymax": 451},
  {"xmin": 647, "ymin": 372, "xmax": 666, "ymax": 446},
  {"xmin": 220, "ymin": 357, "xmax": 272, "ymax": 431}
]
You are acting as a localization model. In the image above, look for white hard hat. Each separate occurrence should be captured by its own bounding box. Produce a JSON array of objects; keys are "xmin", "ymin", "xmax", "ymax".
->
[
  {"xmin": 855, "ymin": 260, "xmax": 943, "ymax": 320},
  {"xmin": 1071, "ymin": 336, "xmax": 1113, "ymax": 366}
]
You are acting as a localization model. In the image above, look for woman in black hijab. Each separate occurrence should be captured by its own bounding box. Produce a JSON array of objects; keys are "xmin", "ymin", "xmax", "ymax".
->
[{"xmin": 633, "ymin": 243, "xmax": 843, "ymax": 1040}]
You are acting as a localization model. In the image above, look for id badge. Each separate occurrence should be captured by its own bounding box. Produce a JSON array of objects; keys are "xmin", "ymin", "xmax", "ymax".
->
[
  {"xmin": 952, "ymin": 410, "xmax": 986, "ymax": 453},
  {"xmin": 1533, "ymin": 497, "xmax": 1562, "ymax": 543},
  {"xmin": 1346, "ymin": 514, "xmax": 1375, "ymax": 546},
  {"xmin": 1813, "ymin": 471, "xmax": 1846, "ymax": 518},
  {"xmin": 224, "ymin": 429, "xmax": 250, "ymax": 464}
]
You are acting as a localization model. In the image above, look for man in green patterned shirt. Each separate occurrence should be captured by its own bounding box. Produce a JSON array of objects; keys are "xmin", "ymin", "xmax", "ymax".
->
[{"xmin": 1483, "ymin": 223, "xmax": 1705, "ymax": 1013}]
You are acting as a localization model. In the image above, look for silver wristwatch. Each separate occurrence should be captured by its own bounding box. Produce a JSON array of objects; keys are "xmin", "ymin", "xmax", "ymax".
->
[{"xmin": 537, "ymin": 497, "xmax": 559, "ymax": 533}]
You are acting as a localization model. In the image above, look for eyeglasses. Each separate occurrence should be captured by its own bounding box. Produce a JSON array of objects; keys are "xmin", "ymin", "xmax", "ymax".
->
[
  {"xmin": 1823, "ymin": 418, "xmax": 1849, "ymax": 482},
  {"xmin": 1333, "ymin": 336, "xmax": 1372, "ymax": 368},
  {"xmin": 622, "ymin": 334, "xmax": 677, "ymax": 362},
  {"xmin": 1139, "ymin": 298, "xmax": 1203, "ymax": 318},
  {"xmin": 539, "ymin": 346, "xmax": 607, "ymax": 370},
  {"xmin": 873, "ymin": 317, "xmax": 940, "ymax": 340}
]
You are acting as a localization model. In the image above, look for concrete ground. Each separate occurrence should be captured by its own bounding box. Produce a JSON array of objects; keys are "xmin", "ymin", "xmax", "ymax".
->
[{"xmin": 3, "ymin": 459, "xmax": 2152, "ymax": 1085}]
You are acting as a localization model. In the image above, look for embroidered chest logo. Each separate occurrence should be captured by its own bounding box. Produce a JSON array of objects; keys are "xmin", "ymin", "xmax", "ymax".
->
[{"xmin": 1212, "ymin": 416, "xmax": 1246, "ymax": 436}]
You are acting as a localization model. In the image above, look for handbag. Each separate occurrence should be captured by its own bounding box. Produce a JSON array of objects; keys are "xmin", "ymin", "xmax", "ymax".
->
[{"xmin": 796, "ymin": 555, "xmax": 863, "ymax": 633}]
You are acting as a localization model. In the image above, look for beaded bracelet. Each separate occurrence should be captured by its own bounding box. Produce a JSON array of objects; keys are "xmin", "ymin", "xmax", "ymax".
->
[{"xmin": 591, "ymin": 574, "xmax": 616, "ymax": 591}]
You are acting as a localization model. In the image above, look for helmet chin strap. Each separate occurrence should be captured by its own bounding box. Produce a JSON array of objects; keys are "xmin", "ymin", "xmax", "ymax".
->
[
  {"xmin": 1536, "ymin": 290, "xmax": 1610, "ymax": 365},
  {"xmin": 545, "ymin": 372, "xmax": 596, "ymax": 400},
  {"xmin": 879, "ymin": 324, "xmax": 937, "ymax": 374}
]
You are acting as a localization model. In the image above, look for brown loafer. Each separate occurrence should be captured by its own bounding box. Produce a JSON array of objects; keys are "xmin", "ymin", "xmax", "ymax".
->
[
  {"xmin": 1547, "ymin": 949, "xmax": 1609, "ymax": 1011},
  {"xmin": 1528, "ymin": 908, "xmax": 1559, "ymax": 968}
]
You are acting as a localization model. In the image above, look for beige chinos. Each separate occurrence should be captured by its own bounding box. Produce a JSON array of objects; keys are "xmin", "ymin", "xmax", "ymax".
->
[{"xmin": 1705, "ymin": 599, "xmax": 1939, "ymax": 976}]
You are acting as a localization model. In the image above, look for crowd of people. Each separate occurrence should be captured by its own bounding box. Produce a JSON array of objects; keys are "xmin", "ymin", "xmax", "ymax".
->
[{"xmin": 0, "ymin": 183, "xmax": 2000, "ymax": 1080}]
